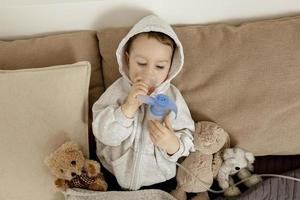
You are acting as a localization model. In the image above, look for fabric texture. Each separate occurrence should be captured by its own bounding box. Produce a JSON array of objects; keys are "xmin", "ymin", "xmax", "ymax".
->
[
  {"xmin": 254, "ymin": 154, "xmax": 300, "ymax": 174},
  {"xmin": 63, "ymin": 188, "xmax": 177, "ymax": 200},
  {"xmin": 97, "ymin": 15, "xmax": 300, "ymax": 156},
  {"xmin": 93, "ymin": 15, "xmax": 195, "ymax": 190},
  {"xmin": 240, "ymin": 168, "xmax": 300, "ymax": 200},
  {"xmin": 0, "ymin": 62, "xmax": 91, "ymax": 200},
  {"xmin": 0, "ymin": 31, "xmax": 104, "ymax": 159},
  {"xmin": 69, "ymin": 172, "xmax": 105, "ymax": 189}
]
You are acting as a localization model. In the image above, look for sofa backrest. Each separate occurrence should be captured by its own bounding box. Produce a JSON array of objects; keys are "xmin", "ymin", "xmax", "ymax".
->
[{"xmin": 97, "ymin": 16, "xmax": 300, "ymax": 156}]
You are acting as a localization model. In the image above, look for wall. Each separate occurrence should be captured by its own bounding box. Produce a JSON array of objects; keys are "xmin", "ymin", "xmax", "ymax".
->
[{"xmin": 1, "ymin": 0, "xmax": 300, "ymax": 39}]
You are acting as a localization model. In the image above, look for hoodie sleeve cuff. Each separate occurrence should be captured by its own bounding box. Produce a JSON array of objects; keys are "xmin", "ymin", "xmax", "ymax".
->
[
  {"xmin": 114, "ymin": 106, "xmax": 134, "ymax": 127},
  {"xmin": 159, "ymin": 139, "xmax": 185, "ymax": 163}
]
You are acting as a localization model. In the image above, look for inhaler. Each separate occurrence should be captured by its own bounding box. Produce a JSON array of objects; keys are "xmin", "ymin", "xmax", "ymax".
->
[
  {"xmin": 135, "ymin": 73, "xmax": 177, "ymax": 121},
  {"xmin": 137, "ymin": 94, "xmax": 178, "ymax": 121}
]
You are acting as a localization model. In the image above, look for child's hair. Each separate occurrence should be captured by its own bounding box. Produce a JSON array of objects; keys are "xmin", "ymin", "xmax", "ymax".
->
[{"xmin": 125, "ymin": 31, "xmax": 175, "ymax": 55}]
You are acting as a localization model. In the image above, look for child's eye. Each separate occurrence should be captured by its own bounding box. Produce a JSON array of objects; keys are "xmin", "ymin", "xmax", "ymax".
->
[
  {"xmin": 137, "ymin": 62, "xmax": 146, "ymax": 66},
  {"xmin": 156, "ymin": 65, "xmax": 165, "ymax": 69}
]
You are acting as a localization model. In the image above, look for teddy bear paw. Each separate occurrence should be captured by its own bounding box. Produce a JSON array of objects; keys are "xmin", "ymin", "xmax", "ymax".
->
[
  {"xmin": 89, "ymin": 178, "xmax": 108, "ymax": 191},
  {"xmin": 219, "ymin": 181, "xmax": 229, "ymax": 189},
  {"xmin": 87, "ymin": 164, "xmax": 97, "ymax": 176},
  {"xmin": 55, "ymin": 179, "xmax": 68, "ymax": 190},
  {"xmin": 224, "ymin": 186, "xmax": 241, "ymax": 197},
  {"xmin": 84, "ymin": 161, "xmax": 100, "ymax": 177}
]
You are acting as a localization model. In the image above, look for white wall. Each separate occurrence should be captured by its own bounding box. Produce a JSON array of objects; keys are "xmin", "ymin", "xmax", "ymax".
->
[{"xmin": 1, "ymin": 0, "xmax": 300, "ymax": 40}]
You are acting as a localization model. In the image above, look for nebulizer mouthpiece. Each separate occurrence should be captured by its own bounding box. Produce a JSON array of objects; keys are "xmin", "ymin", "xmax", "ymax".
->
[
  {"xmin": 137, "ymin": 94, "xmax": 177, "ymax": 121},
  {"xmin": 135, "ymin": 72, "xmax": 177, "ymax": 121}
]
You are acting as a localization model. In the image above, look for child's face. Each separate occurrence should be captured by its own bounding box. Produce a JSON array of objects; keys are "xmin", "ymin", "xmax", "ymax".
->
[{"xmin": 126, "ymin": 34, "xmax": 173, "ymax": 88}]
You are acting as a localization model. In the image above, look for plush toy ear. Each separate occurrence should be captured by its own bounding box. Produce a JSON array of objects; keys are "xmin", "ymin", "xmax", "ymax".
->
[
  {"xmin": 60, "ymin": 141, "xmax": 80, "ymax": 152},
  {"xmin": 195, "ymin": 121, "xmax": 230, "ymax": 154},
  {"xmin": 223, "ymin": 134, "xmax": 231, "ymax": 149},
  {"xmin": 222, "ymin": 148, "xmax": 234, "ymax": 160},
  {"xmin": 244, "ymin": 152, "xmax": 255, "ymax": 164}
]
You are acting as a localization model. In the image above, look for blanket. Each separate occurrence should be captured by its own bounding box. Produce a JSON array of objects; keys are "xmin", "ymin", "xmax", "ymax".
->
[{"xmin": 63, "ymin": 188, "xmax": 177, "ymax": 200}]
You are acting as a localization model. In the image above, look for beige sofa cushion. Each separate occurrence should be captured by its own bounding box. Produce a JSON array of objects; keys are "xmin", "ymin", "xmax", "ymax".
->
[
  {"xmin": 0, "ymin": 31, "xmax": 104, "ymax": 106},
  {"xmin": 0, "ymin": 31, "xmax": 103, "ymax": 157},
  {"xmin": 97, "ymin": 16, "xmax": 300, "ymax": 156},
  {"xmin": 0, "ymin": 61, "xmax": 90, "ymax": 200}
]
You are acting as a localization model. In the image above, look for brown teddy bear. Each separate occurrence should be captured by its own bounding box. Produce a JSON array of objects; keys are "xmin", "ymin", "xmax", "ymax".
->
[
  {"xmin": 44, "ymin": 141, "xmax": 108, "ymax": 191},
  {"xmin": 171, "ymin": 121, "xmax": 230, "ymax": 200}
]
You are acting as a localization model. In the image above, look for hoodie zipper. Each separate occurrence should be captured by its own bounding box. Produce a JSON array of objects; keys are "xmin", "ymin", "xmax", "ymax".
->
[
  {"xmin": 130, "ymin": 93, "xmax": 162, "ymax": 189},
  {"xmin": 129, "ymin": 106, "xmax": 145, "ymax": 190}
]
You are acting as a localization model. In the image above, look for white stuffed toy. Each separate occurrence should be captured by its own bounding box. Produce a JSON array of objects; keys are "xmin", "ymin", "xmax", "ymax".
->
[{"xmin": 217, "ymin": 147, "xmax": 262, "ymax": 197}]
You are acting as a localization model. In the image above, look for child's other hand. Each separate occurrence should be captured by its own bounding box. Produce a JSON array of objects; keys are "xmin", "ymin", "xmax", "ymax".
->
[
  {"xmin": 148, "ymin": 116, "xmax": 180, "ymax": 155},
  {"xmin": 122, "ymin": 76, "xmax": 149, "ymax": 118}
]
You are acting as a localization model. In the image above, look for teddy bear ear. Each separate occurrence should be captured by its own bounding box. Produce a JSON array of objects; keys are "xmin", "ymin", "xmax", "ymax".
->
[
  {"xmin": 195, "ymin": 121, "xmax": 230, "ymax": 154},
  {"xmin": 60, "ymin": 141, "xmax": 80, "ymax": 151}
]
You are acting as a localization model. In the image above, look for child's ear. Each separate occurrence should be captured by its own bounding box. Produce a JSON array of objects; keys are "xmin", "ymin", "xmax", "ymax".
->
[{"xmin": 125, "ymin": 51, "xmax": 129, "ymax": 65}]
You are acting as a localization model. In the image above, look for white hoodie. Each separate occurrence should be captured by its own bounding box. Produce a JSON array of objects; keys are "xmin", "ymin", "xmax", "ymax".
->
[{"xmin": 92, "ymin": 15, "xmax": 195, "ymax": 190}]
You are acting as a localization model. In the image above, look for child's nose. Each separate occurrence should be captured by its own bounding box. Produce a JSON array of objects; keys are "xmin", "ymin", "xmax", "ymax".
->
[{"xmin": 145, "ymin": 67, "xmax": 155, "ymax": 76}]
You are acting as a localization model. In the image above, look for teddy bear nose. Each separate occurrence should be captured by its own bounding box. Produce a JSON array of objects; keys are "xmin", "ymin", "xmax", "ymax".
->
[
  {"xmin": 71, "ymin": 172, "xmax": 76, "ymax": 177},
  {"xmin": 235, "ymin": 167, "xmax": 240, "ymax": 170}
]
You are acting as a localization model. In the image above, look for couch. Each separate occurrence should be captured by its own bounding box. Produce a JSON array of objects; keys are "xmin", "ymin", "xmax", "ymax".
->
[{"xmin": 0, "ymin": 15, "xmax": 299, "ymax": 200}]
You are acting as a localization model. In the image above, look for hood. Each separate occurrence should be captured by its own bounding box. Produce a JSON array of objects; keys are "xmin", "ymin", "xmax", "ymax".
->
[{"xmin": 116, "ymin": 14, "xmax": 184, "ymax": 92}]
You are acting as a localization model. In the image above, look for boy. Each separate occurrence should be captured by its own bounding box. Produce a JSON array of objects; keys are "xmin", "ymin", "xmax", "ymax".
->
[{"xmin": 92, "ymin": 15, "xmax": 195, "ymax": 191}]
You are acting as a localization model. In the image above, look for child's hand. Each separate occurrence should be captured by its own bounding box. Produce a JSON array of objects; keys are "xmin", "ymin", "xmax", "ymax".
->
[
  {"xmin": 148, "ymin": 116, "xmax": 180, "ymax": 155},
  {"xmin": 121, "ymin": 76, "xmax": 149, "ymax": 118}
]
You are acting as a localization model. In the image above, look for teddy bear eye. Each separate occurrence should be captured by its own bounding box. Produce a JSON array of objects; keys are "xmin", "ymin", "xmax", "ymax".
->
[
  {"xmin": 71, "ymin": 161, "xmax": 76, "ymax": 166},
  {"xmin": 60, "ymin": 169, "xmax": 64, "ymax": 173}
]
